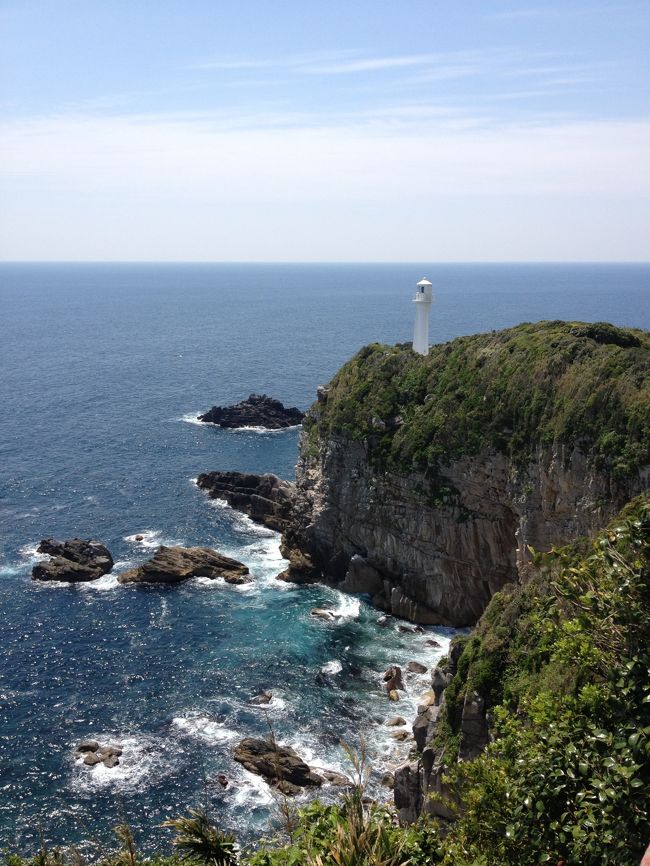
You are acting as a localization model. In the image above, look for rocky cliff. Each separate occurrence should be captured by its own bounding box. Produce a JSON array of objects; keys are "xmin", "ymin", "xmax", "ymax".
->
[{"xmin": 280, "ymin": 321, "xmax": 649, "ymax": 626}]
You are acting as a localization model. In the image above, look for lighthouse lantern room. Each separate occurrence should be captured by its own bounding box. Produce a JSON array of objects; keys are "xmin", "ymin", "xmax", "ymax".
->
[{"xmin": 412, "ymin": 277, "xmax": 433, "ymax": 355}]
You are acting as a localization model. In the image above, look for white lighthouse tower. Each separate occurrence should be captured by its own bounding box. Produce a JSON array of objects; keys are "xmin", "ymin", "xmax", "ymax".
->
[{"xmin": 412, "ymin": 277, "xmax": 433, "ymax": 355}]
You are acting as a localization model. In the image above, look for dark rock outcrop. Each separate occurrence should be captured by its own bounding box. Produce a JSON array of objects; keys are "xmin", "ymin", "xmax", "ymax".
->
[
  {"xmin": 74, "ymin": 740, "xmax": 122, "ymax": 769},
  {"xmin": 198, "ymin": 394, "xmax": 304, "ymax": 429},
  {"xmin": 196, "ymin": 471, "xmax": 297, "ymax": 533},
  {"xmin": 233, "ymin": 737, "xmax": 322, "ymax": 795},
  {"xmin": 117, "ymin": 546, "xmax": 250, "ymax": 585},
  {"xmin": 32, "ymin": 538, "xmax": 114, "ymax": 582},
  {"xmin": 383, "ymin": 665, "xmax": 404, "ymax": 693}
]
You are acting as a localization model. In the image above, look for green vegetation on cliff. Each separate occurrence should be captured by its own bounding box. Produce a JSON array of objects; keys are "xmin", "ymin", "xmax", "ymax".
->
[
  {"xmin": 306, "ymin": 321, "xmax": 650, "ymax": 479},
  {"xmin": 428, "ymin": 493, "xmax": 650, "ymax": 865},
  {"xmin": 10, "ymin": 498, "xmax": 649, "ymax": 866}
]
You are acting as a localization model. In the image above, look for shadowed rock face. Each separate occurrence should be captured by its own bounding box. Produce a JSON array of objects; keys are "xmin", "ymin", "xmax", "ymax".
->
[
  {"xmin": 117, "ymin": 546, "xmax": 250, "ymax": 585},
  {"xmin": 196, "ymin": 471, "xmax": 297, "ymax": 533},
  {"xmin": 279, "ymin": 434, "xmax": 648, "ymax": 626},
  {"xmin": 32, "ymin": 538, "xmax": 114, "ymax": 582},
  {"xmin": 198, "ymin": 394, "xmax": 304, "ymax": 429},
  {"xmin": 233, "ymin": 737, "xmax": 322, "ymax": 796}
]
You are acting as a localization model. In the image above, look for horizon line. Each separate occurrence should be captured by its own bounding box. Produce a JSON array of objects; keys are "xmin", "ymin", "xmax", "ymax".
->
[{"xmin": 2, "ymin": 259, "xmax": 649, "ymax": 266}]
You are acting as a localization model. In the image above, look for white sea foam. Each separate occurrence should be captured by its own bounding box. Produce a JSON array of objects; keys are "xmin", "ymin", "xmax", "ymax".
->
[
  {"xmin": 123, "ymin": 529, "xmax": 183, "ymax": 550},
  {"xmin": 70, "ymin": 733, "xmax": 169, "ymax": 794},
  {"xmin": 232, "ymin": 769, "xmax": 275, "ymax": 806},
  {"xmin": 172, "ymin": 714, "xmax": 238, "ymax": 744},
  {"xmin": 222, "ymin": 424, "xmax": 302, "ymax": 434},
  {"xmin": 18, "ymin": 543, "xmax": 41, "ymax": 561},
  {"xmin": 179, "ymin": 413, "xmax": 205, "ymax": 426},
  {"xmin": 78, "ymin": 573, "xmax": 120, "ymax": 592},
  {"xmin": 321, "ymin": 660, "xmax": 343, "ymax": 675},
  {"xmin": 179, "ymin": 414, "xmax": 300, "ymax": 434},
  {"xmin": 330, "ymin": 591, "xmax": 361, "ymax": 621}
]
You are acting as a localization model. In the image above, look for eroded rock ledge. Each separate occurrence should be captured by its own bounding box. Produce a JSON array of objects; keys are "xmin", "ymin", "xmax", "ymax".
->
[
  {"xmin": 118, "ymin": 545, "xmax": 250, "ymax": 585},
  {"xmin": 196, "ymin": 471, "xmax": 297, "ymax": 533},
  {"xmin": 198, "ymin": 394, "xmax": 304, "ymax": 429}
]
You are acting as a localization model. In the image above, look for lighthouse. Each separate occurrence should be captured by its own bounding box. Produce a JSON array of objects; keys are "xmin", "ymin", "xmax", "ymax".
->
[{"xmin": 412, "ymin": 277, "xmax": 433, "ymax": 355}]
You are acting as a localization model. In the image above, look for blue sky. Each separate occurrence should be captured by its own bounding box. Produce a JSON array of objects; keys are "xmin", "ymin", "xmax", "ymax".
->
[{"xmin": 1, "ymin": 0, "xmax": 649, "ymax": 260}]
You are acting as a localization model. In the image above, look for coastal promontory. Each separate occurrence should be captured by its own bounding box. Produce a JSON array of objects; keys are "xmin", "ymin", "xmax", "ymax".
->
[
  {"xmin": 279, "ymin": 320, "xmax": 649, "ymax": 625},
  {"xmin": 207, "ymin": 321, "xmax": 649, "ymax": 626}
]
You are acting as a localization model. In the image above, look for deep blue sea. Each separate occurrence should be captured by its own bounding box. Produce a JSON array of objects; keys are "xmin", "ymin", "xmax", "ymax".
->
[{"xmin": 1, "ymin": 263, "xmax": 649, "ymax": 854}]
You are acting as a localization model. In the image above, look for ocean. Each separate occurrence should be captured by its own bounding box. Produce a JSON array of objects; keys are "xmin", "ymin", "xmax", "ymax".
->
[{"xmin": 1, "ymin": 262, "xmax": 649, "ymax": 853}]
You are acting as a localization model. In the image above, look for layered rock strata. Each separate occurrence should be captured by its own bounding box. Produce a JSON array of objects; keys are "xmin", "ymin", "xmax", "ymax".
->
[
  {"xmin": 118, "ymin": 546, "xmax": 250, "ymax": 585},
  {"xmin": 198, "ymin": 394, "xmax": 304, "ymax": 429},
  {"xmin": 196, "ymin": 471, "xmax": 297, "ymax": 533},
  {"xmin": 279, "ymin": 436, "xmax": 648, "ymax": 625},
  {"xmin": 32, "ymin": 538, "xmax": 114, "ymax": 582}
]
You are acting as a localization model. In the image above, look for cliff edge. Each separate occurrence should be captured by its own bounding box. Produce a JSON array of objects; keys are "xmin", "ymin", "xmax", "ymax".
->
[{"xmin": 281, "ymin": 321, "xmax": 649, "ymax": 625}]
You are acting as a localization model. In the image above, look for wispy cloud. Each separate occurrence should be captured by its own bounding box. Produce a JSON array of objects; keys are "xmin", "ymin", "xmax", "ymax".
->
[
  {"xmin": 194, "ymin": 49, "xmax": 484, "ymax": 78},
  {"xmin": 302, "ymin": 54, "xmax": 446, "ymax": 75}
]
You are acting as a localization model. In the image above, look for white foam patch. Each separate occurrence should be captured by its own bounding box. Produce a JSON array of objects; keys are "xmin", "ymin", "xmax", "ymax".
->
[
  {"xmin": 221, "ymin": 424, "xmax": 302, "ymax": 434},
  {"xmin": 172, "ymin": 714, "xmax": 238, "ymax": 744},
  {"xmin": 78, "ymin": 573, "xmax": 120, "ymax": 592},
  {"xmin": 124, "ymin": 529, "xmax": 184, "ymax": 551},
  {"xmin": 179, "ymin": 413, "xmax": 205, "ymax": 426},
  {"xmin": 189, "ymin": 575, "xmax": 256, "ymax": 593},
  {"xmin": 329, "ymin": 590, "xmax": 361, "ymax": 621},
  {"xmin": 179, "ymin": 414, "xmax": 300, "ymax": 434},
  {"xmin": 19, "ymin": 543, "xmax": 41, "ymax": 560},
  {"xmin": 231, "ymin": 769, "xmax": 275, "ymax": 806},
  {"xmin": 321, "ymin": 660, "xmax": 343, "ymax": 675},
  {"xmin": 70, "ymin": 733, "xmax": 169, "ymax": 794}
]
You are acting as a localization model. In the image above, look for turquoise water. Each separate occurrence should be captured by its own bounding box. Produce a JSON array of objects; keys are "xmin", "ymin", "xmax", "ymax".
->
[{"xmin": 1, "ymin": 263, "xmax": 648, "ymax": 852}]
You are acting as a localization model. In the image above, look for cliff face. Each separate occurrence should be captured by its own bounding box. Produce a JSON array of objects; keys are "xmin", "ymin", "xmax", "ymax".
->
[
  {"xmin": 281, "ymin": 321, "xmax": 650, "ymax": 626},
  {"xmin": 283, "ymin": 436, "xmax": 648, "ymax": 626}
]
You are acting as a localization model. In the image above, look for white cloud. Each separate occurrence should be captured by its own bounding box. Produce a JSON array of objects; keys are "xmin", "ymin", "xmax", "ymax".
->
[{"xmin": 1, "ymin": 109, "xmax": 648, "ymax": 260}]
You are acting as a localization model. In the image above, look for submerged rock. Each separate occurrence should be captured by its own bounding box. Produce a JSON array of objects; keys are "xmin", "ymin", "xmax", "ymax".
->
[
  {"xmin": 32, "ymin": 538, "xmax": 114, "ymax": 583},
  {"xmin": 198, "ymin": 394, "xmax": 304, "ymax": 429},
  {"xmin": 118, "ymin": 546, "xmax": 250, "ymax": 585},
  {"xmin": 249, "ymin": 690, "xmax": 273, "ymax": 706},
  {"xmin": 310, "ymin": 608, "xmax": 339, "ymax": 621},
  {"xmin": 233, "ymin": 737, "xmax": 322, "ymax": 795}
]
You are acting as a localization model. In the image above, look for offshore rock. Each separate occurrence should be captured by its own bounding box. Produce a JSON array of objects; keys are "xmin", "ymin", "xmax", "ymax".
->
[
  {"xmin": 233, "ymin": 737, "xmax": 322, "ymax": 795},
  {"xmin": 198, "ymin": 394, "xmax": 304, "ymax": 429},
  {"xmin": 196, "ymin": 471, "xmax": 297, "ymax": 533},
  {"xmin": 32, "ymin": 538, "xmax": 114, "ymax": 582},
  {"xmin": 75, "ymin": 740, "xmax": 122, "ymax": 769},
  {"xmin": 118, "ymin": 546, "xmax": 250, "ymax": 585}
]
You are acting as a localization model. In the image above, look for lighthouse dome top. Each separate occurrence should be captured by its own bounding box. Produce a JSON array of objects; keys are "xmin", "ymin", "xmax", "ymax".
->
[{"xmin": 416, "ymin": 277, "xmax": 432, "ymax": 288}]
